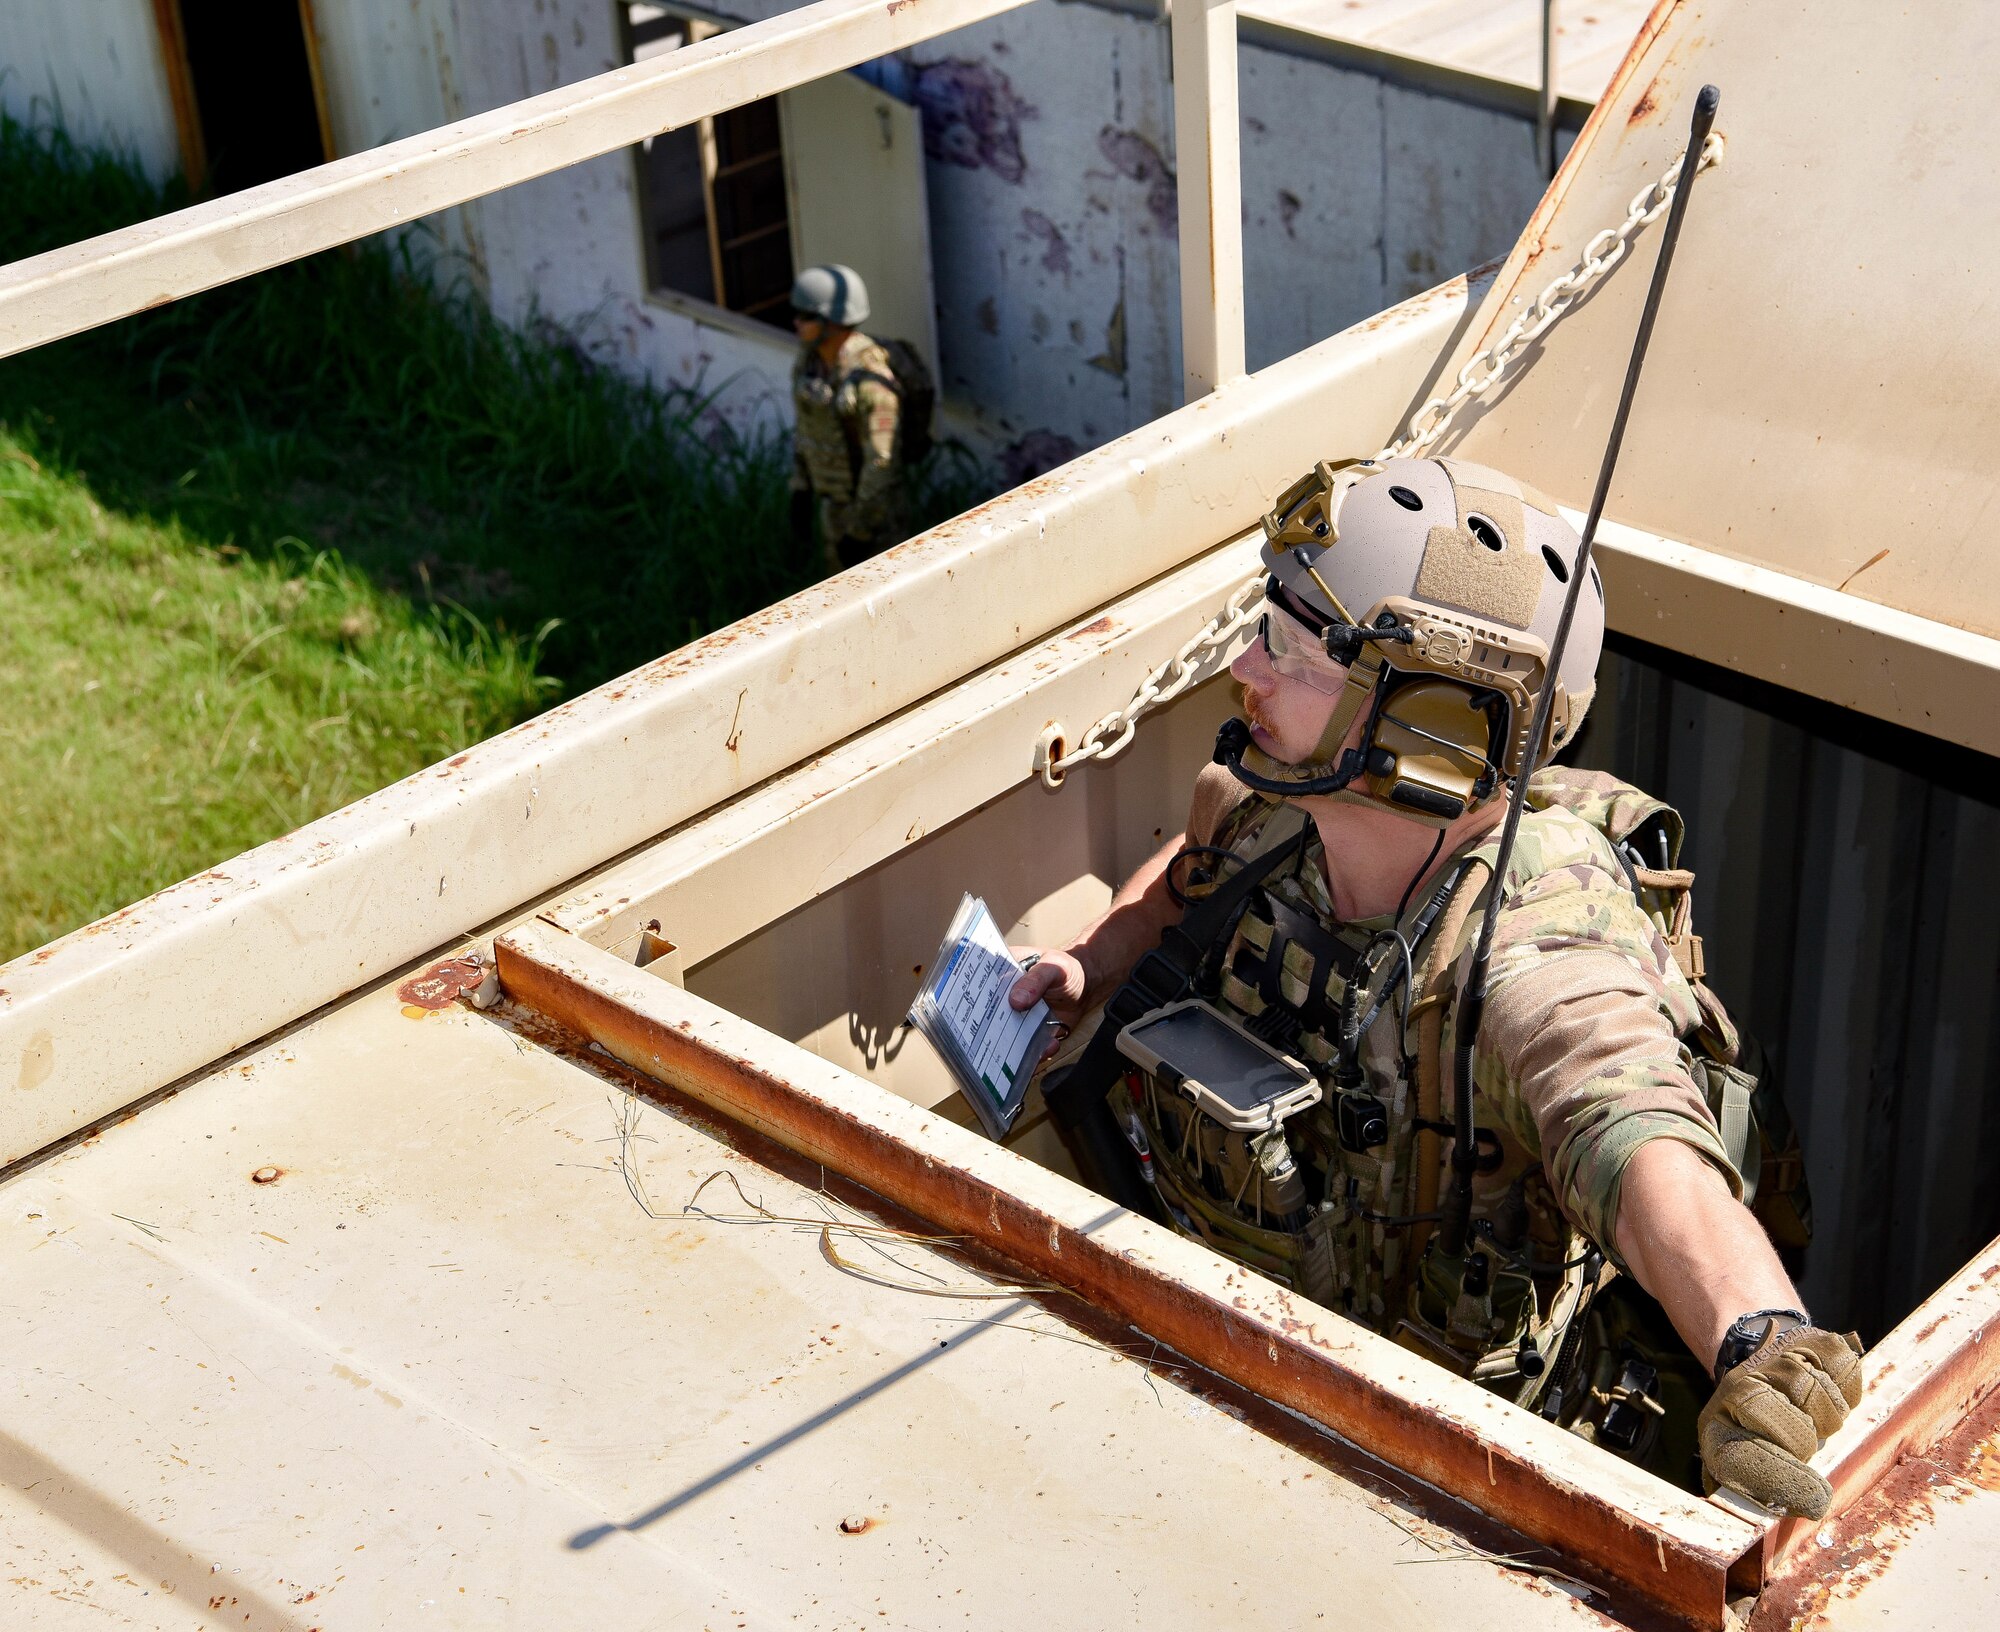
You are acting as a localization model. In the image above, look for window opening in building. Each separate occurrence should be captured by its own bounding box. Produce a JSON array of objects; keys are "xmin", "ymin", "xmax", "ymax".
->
[
  {"xmin": 164, "ymin": 0, "xmax": 331, "ymax": 195},
  {"xmin": 621, "ymin": 4, "xmax": 796, "ymax": 328}
]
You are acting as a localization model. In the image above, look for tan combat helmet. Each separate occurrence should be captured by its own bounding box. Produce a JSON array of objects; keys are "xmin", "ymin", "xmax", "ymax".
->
[
  {"xmin": 1217, "ymin": 455, "xmax": 1603, "ymax": 824},
  {"xmin": 790, "ymin": 263, "xmax": 871, "ymax": 327}
]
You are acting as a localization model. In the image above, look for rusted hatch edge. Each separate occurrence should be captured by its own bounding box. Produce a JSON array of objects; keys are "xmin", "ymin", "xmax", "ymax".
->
[{"xmin": 495, "ymin": 921, "xmax": 1761, "ymax": 1630}]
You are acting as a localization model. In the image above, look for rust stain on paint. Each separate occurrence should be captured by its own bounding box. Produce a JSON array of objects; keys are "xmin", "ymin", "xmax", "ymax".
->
[
  {"xmin": 398, "ymin": 956, "xmax": 486, "ymax": 1010},
  {"xmin": 1750, "ymin": 1388, "xmax": 2000, "ymax": 1630}
]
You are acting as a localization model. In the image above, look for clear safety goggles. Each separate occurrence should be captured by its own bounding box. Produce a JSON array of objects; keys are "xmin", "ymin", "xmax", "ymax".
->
[{"xmin": 1258, "ymin": 587, "xmax": 1349, "ymax": 696}]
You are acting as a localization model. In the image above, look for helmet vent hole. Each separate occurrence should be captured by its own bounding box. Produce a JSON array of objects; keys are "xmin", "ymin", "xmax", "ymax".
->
[
  {"xmin": 1590, "ymin": 564, "xmax": 1604, "ymax": 599},
  {"xmin": 1467, "ymin": 514, "xmax": 1504, "ymax": 552},
  {"xmin": 1389, "ymin": 485, "xmax": 1424, "ymax": 512},
  {"xmin": 1541, "ymin": 544, "xmax": 1571, "ymax": 583}
]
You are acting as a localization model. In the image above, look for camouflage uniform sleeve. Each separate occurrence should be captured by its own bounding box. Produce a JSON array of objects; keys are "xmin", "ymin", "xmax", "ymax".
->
[
  {"xmin": 1471, "ymin": 821, "xmax": 1739, "ymax": 1266},
  {"xmin": 1185, "ymin": 761, "xmax": 1252, "ymax": 849},
  {"xmin": 839, "ymin": 367, "xmax": 902, "ymax": 539}
]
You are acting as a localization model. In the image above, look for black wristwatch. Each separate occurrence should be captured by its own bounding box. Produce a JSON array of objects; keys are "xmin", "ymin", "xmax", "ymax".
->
[{"xmin": 1714, "ymin": 1308, "xmax": 1809, "ymax": 1381}]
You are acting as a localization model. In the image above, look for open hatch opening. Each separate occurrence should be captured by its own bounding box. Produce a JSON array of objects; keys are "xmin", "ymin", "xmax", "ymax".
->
[{"xmin": 500, "ymin": 622, "xmax": 2000, "ymax": 1629}]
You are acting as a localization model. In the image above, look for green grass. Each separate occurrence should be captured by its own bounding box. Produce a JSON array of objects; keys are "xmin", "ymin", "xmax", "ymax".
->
[
  {"xmin": 0, "ymin": 439, "xmax": 553, "ymax": 954},
  {"xmin": 0, "ymin": 117, "xmax": 990, "ymax": 961}
]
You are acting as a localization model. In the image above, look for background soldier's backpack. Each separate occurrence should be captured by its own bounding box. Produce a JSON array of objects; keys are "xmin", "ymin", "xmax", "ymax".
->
[{"xmin": 853, "ymin": 338, "xmax": 936, "ymax": 467}]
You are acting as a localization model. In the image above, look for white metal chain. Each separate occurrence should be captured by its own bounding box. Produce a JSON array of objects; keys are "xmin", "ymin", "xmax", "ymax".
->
[
  {"xmin": 1034, "ymin": 575, "xmax": 1267, "ymax": 782},
  {"xmin": 1040, "ymin": 133, "xmax": 1723, "ymax": 789}
]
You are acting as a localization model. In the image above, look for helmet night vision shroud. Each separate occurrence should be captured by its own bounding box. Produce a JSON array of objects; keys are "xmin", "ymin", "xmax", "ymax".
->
[{"xmin": 1216, "ymin": 454, "xmax": 1603, "ymax": 824}]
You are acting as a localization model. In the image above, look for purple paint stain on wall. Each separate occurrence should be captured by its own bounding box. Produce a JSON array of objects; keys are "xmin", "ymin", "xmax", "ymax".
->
[
  {"xmin": 1000, "ymin": 430, "xmax": 1082, "ymax": 486},
  {"xmin": 1096, "ymin": 128, "xmax": 1177, "ymax": 235},
  {"xmin": 912, "ymin": 59, "xmax": 1037, "ymax": 185},
  {"xmin": 1020, "ymin": 209, "xmax": 1071, "ymax": 276}
]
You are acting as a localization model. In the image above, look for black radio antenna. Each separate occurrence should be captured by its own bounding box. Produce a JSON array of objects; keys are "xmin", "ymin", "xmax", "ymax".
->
[{"xmin": 1437, "ymin": 85, "xmax": 1721, "ymax": 1261}]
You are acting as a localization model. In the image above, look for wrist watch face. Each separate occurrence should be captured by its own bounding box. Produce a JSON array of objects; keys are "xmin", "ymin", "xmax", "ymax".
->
[{"xmin": 1715, "ymin": 1309, "xmax": 1808, "ymax": 1379}]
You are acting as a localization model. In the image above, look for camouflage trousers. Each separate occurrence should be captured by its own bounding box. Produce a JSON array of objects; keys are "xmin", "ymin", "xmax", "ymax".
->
[{"xmin": 820, "ymin": 497, "xmax": 908, "ymax": 571}]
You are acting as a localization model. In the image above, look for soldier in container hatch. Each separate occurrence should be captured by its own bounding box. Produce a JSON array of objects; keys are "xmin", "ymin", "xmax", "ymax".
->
[
  {"xmin": 789, "ymin": 264, "xmax": 907, "ymax": 572},
  {"xmin": 1008, "ymin": 455, "xmax": 1863, "ymax": 1518}
]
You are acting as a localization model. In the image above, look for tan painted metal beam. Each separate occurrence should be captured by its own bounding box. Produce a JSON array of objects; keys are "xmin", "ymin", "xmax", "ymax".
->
[
  {"xmin": 1172, "ymin": 0, "xmax": 1248, "ymax": 397},
  {"xmin": 0, "ymin": 271, "xmax": 1481, "ymax": 1171},
  {"xmin": 494, "ymin": 920, "xmax": 1765, "ymax": 1630},
  {"xmin": 1447, "ymin": 0, "xmax": 2000, "ymax": 656},
  {"xmin": 541, "ymin": 538, "xmax": 1261, "ymax": 960},
  {"xmin": 1588, "ymin": 514, "xmax": 2000, "ymax": 756},
  {"xmin": 531, "ymin": 501, "xmax": 2000, "ymax": 988},
  {"xmin": 0, "ymin": 0, "xmax": 1037, "ymax": 358},
  {"xmin": 1763, "ymin": 1231, "xmax": 2000, "ymax": 1579}
]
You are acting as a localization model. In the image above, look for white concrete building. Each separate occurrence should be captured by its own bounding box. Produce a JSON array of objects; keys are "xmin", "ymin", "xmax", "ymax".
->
[{"xmin": 0, "ymin": 0, "xmax": 1641, "ymax": 471}]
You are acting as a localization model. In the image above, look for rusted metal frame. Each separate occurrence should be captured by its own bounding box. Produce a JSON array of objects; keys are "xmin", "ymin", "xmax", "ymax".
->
[
  {"xmin": 494, "ymin": 921, "xmax": 1763, "ymax": 1629},
  {"xmin": 295, "ymin": 0, "xmax": 337, "ymax": 171},
  {"xmin": 1761, "ymin": 1232, "xmax": 2000, "ymax": 1578},
  {"xmin": 1171, "ymin": 0, "xmax": 1248, "ymax": 397},
  {"xmin": 1586, "ymin": 513, "xmax": 2000, "ymax": 758},
  {"xmin": 540, "ymin": 540, "xmax": 1261, "ymax": 959},
  {"xmin": 0, "ymin": 270, "xmax": 1479, "ymax": 1176},
  {"xmin": 147, "ymin": 0, "xmax": 205, "ymax": 193},
  {"xmin": 0, "ymin": 0, "xmax": 1042, "ymax": 358},
  {"xmin": 1431, "ymin": 0, "xmax": 1684, "ymax": 414}
]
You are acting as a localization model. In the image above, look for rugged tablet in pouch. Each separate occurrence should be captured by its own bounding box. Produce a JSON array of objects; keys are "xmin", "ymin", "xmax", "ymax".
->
[{"xmin": 1115, "ymin": 999, "xmax": 1321, "ymax": 1132}]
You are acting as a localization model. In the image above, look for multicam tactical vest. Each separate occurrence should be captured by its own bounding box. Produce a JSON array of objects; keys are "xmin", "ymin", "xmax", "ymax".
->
[
  {"xmin": 1123, "ymin": 791, "xmax": 1502, "ymax": 1334},
  {"xmin": 792, "ymin": 330, "xmax": 898, "ymax": 507},
  {"xmin": 1121, "ymin": 768, "xmax": 1807, "ymax": 1437}
]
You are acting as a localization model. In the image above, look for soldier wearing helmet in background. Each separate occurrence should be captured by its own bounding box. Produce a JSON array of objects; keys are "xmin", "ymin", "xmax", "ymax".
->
[
  {"xmin": 789, "ymin": 264, "xmax": 907, "ymax": 572},
  {"xmin": 1011, "ymin": 456, "xmax": 1863, "ymax": 1517}
]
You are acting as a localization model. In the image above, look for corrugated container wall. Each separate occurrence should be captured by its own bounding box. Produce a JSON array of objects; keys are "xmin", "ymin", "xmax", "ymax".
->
[{"xmin": 1578, "ymin": 640, "xmax": 2000, "ymax": 1344}]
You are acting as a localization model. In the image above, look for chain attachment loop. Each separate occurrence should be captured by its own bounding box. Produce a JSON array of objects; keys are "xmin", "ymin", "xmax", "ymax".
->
[
  {"xmin": 1040, "ymin": 133, "xmax": 1723, "ymax": 787},
  {"xmin": 1038, "ymin": 576, "xmax": 1265, "ymax": 789}
]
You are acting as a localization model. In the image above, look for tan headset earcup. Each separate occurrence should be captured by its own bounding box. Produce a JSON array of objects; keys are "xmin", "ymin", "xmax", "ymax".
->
[{"xmin": 1552, "ymin": 682, "xmax": 1596, "ymax": 751}]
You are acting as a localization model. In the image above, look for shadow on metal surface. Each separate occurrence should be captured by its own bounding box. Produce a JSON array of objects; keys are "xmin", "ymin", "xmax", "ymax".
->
[
  {"xmin": 567, "ymin": 1291, "xmax": 1034, "ymax": 1549},
  {"xmin": 0, "ymin": 1428, "xmax": 313, "ymax": 1629},
  {"xmin": 568, "ymin": 1205, "xmax": 1126, "ymax": 1550}
]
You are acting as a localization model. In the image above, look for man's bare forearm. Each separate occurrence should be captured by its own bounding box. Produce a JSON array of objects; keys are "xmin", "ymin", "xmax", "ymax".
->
[
  {"xmin": 1614, "ymin": 1138, "xmax": 1804, "ymax": 1370},
  {"xmin": 1061, "ymin": 834, "xmax": 1185, "ymax": 1013},
  {"xmin": 1008, "ymin": 834, "xmax": 1185, "ymax": 1026}
]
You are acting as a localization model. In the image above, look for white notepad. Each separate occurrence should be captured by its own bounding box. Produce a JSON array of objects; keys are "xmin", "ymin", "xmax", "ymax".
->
[{"xmin": 907, "ymin": 894, "xmax": 1056, "ymax": 1138}]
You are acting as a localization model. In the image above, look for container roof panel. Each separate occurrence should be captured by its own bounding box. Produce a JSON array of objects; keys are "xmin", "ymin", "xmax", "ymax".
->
[
  {"xmin": 0, "ymin": 973, "xmax": 1605, "ymax": 1628},
  {"xmin": 1448, "ymin": 0, "xmax": 2000, "ymax": 644},
  {"xmin": 1239, "ymin": 0, "xmax": 1657, "ymax": 103}
]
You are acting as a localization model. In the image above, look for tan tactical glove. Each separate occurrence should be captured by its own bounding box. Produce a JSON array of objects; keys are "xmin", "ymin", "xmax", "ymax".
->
[{"xmin": 1698, "ymin": 1325, "xmax": 1863, "ymax": 1519}]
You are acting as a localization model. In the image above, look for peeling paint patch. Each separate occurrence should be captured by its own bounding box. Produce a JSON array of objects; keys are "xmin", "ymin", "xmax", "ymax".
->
[
  {"xmin": 912, "ymin": 59, "xmax": 1036, "ymax": 184},
  {"xmin": 1086, "ymin": 298, "xmax": 1126, "ymax": 378},
  {"xmin": 1277, "ymin": 189, "xmax": 1302, "ymax": 238},
  {"xmin": 1019, "ymin": 208, "xmax": 1071, "ymax": 275},
  {"xmin": 1096, "ymin": 128, "xmax": 1177, "ymax": 235},
  {"xmin": 398, "ymin": 956, "xmax": 486, "ymax": 1010},
  {"xmin": 17, "ymin": 1030, "xmax": 54, "ymax": 1092}
]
